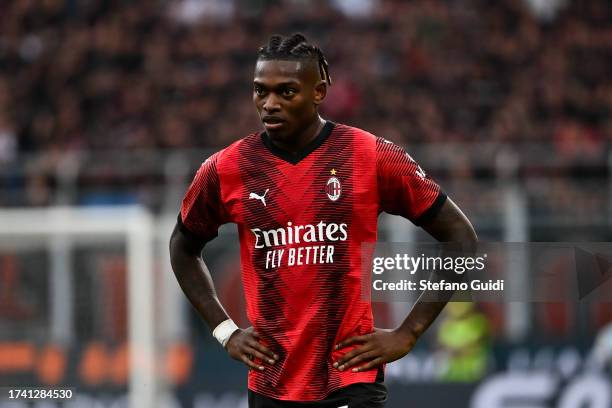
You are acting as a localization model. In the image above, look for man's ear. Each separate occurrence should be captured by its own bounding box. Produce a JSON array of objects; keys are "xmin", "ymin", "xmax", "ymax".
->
[{"xmin": 313, "ymin": 80, "xmax": 327, "ymax": 105}]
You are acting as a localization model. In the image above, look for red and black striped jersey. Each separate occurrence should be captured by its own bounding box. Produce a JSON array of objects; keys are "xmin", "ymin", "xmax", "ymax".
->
[{"xmin": 179, "ymin": 121, "xmax": 445, "ymax": 401}]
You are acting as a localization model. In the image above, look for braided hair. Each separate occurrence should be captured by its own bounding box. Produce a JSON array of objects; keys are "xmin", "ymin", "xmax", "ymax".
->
[{"xmin": 258, "ymin": 33, "xmax": 332, "ymax": 86}]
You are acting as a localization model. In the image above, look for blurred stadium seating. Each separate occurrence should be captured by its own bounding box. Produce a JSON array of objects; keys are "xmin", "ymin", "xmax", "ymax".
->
[{"xmin": 0, "ymin": 0, "xmax": 610, "ymax": 407}]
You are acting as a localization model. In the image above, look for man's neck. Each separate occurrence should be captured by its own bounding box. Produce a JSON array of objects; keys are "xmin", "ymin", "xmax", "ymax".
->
[{"xmin": 271, "ymin": 116, "xmax": 326, "ymax": 154}]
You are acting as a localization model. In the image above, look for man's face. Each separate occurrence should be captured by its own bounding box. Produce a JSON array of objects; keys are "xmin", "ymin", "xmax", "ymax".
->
[{"xmin": 253, "ymin": 59, "xmax": 325, "ymax": 143}]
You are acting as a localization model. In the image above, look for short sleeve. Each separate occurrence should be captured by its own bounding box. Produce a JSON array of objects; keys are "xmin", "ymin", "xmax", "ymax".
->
[
  {"xmin": 376, "ymin": 138, "xmax": 447, "ymax": 225},
  {"xmin": 179, "ymin": 153, "xmax": 229, "ymax": 242}
]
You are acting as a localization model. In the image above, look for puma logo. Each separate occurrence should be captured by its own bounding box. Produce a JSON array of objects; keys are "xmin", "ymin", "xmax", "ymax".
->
[{"xmin": 249, "ymin": 189, "xmax": 269, "ymax": 207}]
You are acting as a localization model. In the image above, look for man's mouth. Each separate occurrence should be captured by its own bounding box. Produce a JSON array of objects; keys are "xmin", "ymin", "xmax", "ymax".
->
[{"xmin": 262, "ymin": 117, "xmax": 286, "ymax": 131}]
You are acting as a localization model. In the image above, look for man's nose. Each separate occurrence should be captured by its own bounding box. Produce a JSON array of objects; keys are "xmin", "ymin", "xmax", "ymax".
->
[{"xmin": 263, "ymin": 94, "xmax": 281, "ymax": 112}]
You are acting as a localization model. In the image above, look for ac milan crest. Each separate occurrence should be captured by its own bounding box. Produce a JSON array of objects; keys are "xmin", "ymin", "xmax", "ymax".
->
[{"xmin": 326, "ymin": 177, "xmax": 341, "ymax": 201}]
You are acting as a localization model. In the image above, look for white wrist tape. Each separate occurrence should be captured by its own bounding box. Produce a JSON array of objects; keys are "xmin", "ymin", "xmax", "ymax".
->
[{"xmin": 213, "ymin": 319, "xmax": 239, "ymax": 348}]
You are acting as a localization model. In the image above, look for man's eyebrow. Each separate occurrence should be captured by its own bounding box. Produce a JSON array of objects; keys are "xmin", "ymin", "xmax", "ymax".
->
[{"xmin": 253, "ymin": 80, "xmax": 301, "ymax": 87}]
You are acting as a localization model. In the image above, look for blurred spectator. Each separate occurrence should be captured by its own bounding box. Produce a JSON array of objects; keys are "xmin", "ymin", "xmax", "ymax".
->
[
  {"xmin": 169, "ymin": 0, "xmax": 235, "ymax": 25},
  {"xmin": 331, "ymin": 0, "xmax": 379, "ymax": 18},
  {"xmin": 524, "ymin": 0, "xmax": 568, "ymax": 22},
  {"xmin": 436, "ymin": 302, "xmax": 490, "ymax": 382},
  {"xmin": 0, "ymin": 114, "xmax": 16, "ymax": 163}
]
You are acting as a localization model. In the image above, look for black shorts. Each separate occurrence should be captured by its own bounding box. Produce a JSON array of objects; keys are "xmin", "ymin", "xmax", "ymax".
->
[{"xmin": 248, "ymin": 369, "xmax": 387, "ymax": 408}]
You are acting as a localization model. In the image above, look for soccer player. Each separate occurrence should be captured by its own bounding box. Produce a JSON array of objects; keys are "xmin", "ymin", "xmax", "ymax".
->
[{"xmin": 170, "ymin": 33, "xmax": 477, "ymax": 407}]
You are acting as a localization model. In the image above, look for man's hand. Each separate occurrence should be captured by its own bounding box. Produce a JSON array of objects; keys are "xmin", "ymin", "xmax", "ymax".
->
[
  {"xmin": 225, "ymin": 326, "xmax": 278, "ymax": 371},
  {"xmin": 333, "ymin": 328, "xmax": 417, "ymax": 372}
]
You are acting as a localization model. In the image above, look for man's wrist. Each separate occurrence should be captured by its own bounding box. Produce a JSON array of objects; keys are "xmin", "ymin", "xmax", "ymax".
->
[
  {"xmin": 397, "ymin": 320, "xmax": 424, "ymax": 341},
  {"xmin": 212, "ymin": 319, "xmax": 240, "ymax": 348}
]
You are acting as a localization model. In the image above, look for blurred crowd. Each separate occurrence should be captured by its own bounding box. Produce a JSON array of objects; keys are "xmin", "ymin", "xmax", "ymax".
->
[
  {"xmin": 0, "ymin": 0, "xmax": 611, "ymax": 208},
  {"xmin": 1, "ymin": 0, "xmax": 611, "ymax": 152}
]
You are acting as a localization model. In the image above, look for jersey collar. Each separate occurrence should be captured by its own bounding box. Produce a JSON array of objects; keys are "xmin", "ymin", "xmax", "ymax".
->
[{"xmin": 261, "ymin": 121, "xmax": 335, "ymax": 165}]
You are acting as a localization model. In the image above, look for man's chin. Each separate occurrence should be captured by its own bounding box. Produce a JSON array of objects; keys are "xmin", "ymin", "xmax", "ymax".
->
[{"xmin": 265, "ymin": 127, "xmax": 290, "ymax": 141}]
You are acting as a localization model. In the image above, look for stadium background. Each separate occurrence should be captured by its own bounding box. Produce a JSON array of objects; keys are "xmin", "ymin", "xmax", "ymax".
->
[{"xmin": 0, "ymin": 0, "xmax": 611, "ymax": 407}]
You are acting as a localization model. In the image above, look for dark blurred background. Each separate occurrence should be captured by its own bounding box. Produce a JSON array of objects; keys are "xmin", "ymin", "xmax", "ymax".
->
[
  {"xmin": 0, "ymin": 1, "xmax": 611, "ymax": 407},
  {"xmin": 0, "ymin": 0, "xmax": 610, "ymax": 210}
]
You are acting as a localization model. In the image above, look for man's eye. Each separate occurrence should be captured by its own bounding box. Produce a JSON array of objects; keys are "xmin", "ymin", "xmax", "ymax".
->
[
  {"xmin": 254, "ymin": 87, "xmax": 265, "ymax": 96},
  {"xmin": 282, "ymin": 89, "xmax": 296, "ymax": 96}
]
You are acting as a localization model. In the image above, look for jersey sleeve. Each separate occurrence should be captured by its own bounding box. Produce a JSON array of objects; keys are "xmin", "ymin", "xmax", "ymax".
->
[
  {"xmin": 179, "ymin": 152, "xmax": 229, "ymax": 243},
  {"xmin": 376, "ymin": 137, "xmax": 447, "ymax": 225}
]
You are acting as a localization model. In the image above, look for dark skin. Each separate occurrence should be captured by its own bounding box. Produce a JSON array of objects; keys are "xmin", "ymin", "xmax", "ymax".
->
[
  {"xmin": 253, "ymin": 59, "xmax": 327, "ymax": 153},
  {"xmin": 169, "ymin": 58, "xmax": 477, "ymax": 373}
]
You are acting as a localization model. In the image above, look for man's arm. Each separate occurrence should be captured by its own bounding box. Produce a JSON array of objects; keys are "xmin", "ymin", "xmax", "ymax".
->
[
  {"xmin": 334, "ymin": 198, "xmax": 477, "ymax": 372},
  {"xmin": 169, "ymin": 224, "xmax": 277, "ymax": 370},
  {"xmin": 169, "ymin": 223, "xmax": 228, "ymax": 329},
  {"xmin": 398, "ymin": 197, "xmax": 477, "ymax": 337}
]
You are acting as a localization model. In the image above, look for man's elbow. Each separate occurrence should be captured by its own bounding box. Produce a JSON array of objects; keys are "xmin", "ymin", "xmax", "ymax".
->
[
  {"xmin": 459, "ymin": 220, "xmax": 478, "ymax": 243},
  {"xmin": 449, "ymin": 218, "xmax": 478, "ymax": 247}
]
